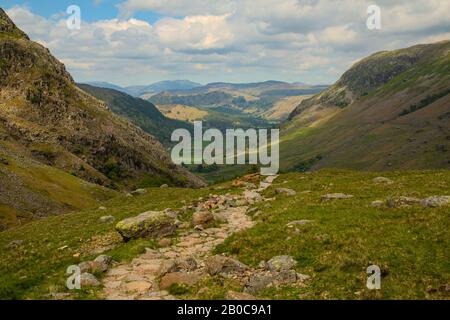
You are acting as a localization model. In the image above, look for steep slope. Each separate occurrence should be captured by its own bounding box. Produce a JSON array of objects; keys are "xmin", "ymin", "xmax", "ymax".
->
[
  {"xmin": 77, "ymin": 84, "xmax": 192, "ymax": 146},
  {"xmin": 0, "ymin": 8, "xmax": 205, "ymax": 226},
  {"xmin": 282, "ymin": 41, "xmax": 450, "ymax": 171},
  {"xmin": 84, "ymin": 82, "xmax": 131, "ymax": 95}
]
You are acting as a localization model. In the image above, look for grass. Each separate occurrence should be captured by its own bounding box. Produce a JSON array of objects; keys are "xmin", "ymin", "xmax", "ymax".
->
[
  {"xmin": 0, "ymin": 185, "xmax": 224, "ymax": 299},
  {"xmin": 212, "ymin": 169, "xmax": 449, "ymax": 299},
  {"xmin": 0, "ymin": 169, "xmax": 448, "ymax": 300}
]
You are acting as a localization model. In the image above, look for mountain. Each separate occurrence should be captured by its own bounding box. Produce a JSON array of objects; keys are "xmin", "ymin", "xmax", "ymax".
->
[
  {"xmin": 282, "ymin": 40, "xmax": 450, "ymax": 171},
  {"xmin": 0, "ymin": 8, "xmax": 205, "ymax": 228},
  {"xmin": 148, "ymin": 81, "xmax": 327, "ymax": 118},
  {"xmin": 126, "ymin": 80, "xmax": 202, "ymax": 97},
  {"xmin": 77, "ymin": 84, "xmax": 192, "ymax": 146},
  {"xmin": 83, "ymin": 81, "xmax": 131, "ymax": 95}
]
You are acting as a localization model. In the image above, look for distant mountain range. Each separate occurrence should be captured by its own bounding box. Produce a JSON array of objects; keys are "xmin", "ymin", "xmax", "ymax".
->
[{"xmin": 84, "ymin": 80, "xmax": 203, "ymax": 97}]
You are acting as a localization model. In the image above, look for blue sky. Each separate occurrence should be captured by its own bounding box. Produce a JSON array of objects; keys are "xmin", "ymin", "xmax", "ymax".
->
[{"xmin": 2, "ymin": 1, "xmax": 449, "ymax": 86}]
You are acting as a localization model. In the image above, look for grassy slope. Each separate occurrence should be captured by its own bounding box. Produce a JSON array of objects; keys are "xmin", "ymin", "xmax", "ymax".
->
[
  {"xmin": 0, "ymin": 169, "xmax": 448, "ymax": 300},
  {"xmin": 280, "ymin": 43, "xmax": 450, "ymax": 172},
  {"xmin": 212, "ymin": 169, "xmax": 449, "ymax": 299},
  {"xmin": 0, "ymin": 145, "xmax": 117, "ymax": 230}
]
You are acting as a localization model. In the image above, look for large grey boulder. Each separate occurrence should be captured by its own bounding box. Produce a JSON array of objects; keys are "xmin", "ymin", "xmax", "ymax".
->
[
  {"xmin": 115, "ymin": 211, "xmax": 176, "ymax": 241},
  {"xmin": 266, "ymin": 255, "xmax": 296, "ymax": 271}
]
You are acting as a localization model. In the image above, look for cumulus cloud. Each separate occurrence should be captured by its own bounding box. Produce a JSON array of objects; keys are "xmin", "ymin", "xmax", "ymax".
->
[{"xmin": 5, "ymin": 1, "xmax": 450, "ymax": 85}]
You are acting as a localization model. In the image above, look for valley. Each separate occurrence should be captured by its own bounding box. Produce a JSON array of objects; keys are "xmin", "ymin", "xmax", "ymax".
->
[{"xmin": 0, "ymin": 6, "xmax": 449, "ymax": 302}]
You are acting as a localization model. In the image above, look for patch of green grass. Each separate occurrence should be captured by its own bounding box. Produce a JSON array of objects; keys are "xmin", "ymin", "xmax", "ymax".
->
[{"xmin": 215, "ymin": 169, "xmax": 450, "ymax": 299}]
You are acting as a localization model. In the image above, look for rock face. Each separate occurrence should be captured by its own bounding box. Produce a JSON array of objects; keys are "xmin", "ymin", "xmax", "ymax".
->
[
  {"xmin": 420, "ymin": 196, "xmax": 450, "ymax": 207},
  {"xmin": 115, "ymin": 211, "xmax": 176, "ymax": 241},
  {"xmin": 0, "ymin": 9, "xmax": 206, "ymax": 229}
]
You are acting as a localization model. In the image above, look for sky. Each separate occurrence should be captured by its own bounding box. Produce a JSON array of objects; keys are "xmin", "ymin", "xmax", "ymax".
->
[{"xmin": 2, "ymin": 0, "xmax": 449, "ymax": 86}]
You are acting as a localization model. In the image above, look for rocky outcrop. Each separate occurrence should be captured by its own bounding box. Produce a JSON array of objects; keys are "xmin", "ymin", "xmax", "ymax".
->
[{"xmin": 115, "ymin": 211, "xmax": 176, "ymax": 241}]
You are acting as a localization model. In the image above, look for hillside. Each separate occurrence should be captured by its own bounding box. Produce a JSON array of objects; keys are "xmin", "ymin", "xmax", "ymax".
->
[
  {"xmin": 77, "ymin": 84, "xmax": 192, "ymax": 146},
  {"xmin": 282, "ymin": 41, "xmax": 450, "ymax": 171},
  {"xmin": 0, "ymin": 9, "xmax": 205, "ymax": 227}
]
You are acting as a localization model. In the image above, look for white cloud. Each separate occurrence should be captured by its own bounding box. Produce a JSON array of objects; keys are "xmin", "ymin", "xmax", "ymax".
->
[{"xmin": 5, "ymin": 1, "xmax": 450, "ymax": 85}]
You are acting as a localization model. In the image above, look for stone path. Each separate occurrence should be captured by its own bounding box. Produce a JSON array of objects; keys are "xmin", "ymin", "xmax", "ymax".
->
[{"xmin": 101, "ymin": 176, "xmax": 278, "ymax": 300}]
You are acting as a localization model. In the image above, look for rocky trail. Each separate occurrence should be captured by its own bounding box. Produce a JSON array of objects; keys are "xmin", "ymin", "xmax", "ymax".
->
[{"xmin": 100, "ymin": 174, "xmax": 307, "ymax": 300}]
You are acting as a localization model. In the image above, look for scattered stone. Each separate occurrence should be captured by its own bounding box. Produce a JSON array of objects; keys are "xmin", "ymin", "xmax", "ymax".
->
[
  {"xmin": 91, "ymin": 255, "xmax": 113, "ymax": 273},
  {"xmin": 158, "ymin": 238, "xmax": 172, "ymax": 247},
  {"xmin": 49, "ymin": 292, "xmax": 72, "ymax": 300},
  {"xmin": 267, "ymin": 255, "xmax": 296, "ymax": 271},
  {"xmin": 371, "ymin": 200, "xmax": 385, "ymax": 207},
  {"xmin": 171, "ymin": 257, "xmax": 198, "ymax": 272},
  {"xmin": 58, "ymin": 245, "xmax": 68, "ymax": 251},
  {"xmin": 131, "ymin": 188, "xmax": 146, "ymax": 195},
  {"xmin": 386, "ymin": 196, "xmax": 421, "ymax": 208},
  {"xmin": 159, "ymin": 272, "xmax": 201, "ymax": 290},
  {"xmin": 0, "ymin": 156, "xmax": 9, "ymax": 165},
  {"xmin": 322, "ymin": 193, "xmax": 353, "ymax": 200},
  {"xmin": 5, "ymin": 240, "xmax": 23, "ymax": 248},
  {"xmin": 160, "ymin": 184, "xmax": 169, "ymax": 188},
  {"xmin": 275, "ymin": 188, "xmax": 296, "ymax": 196},
  {"xmin": 244, "ymin": 270, "xmax": 309, "ymax": 294},
  {"xmin": 205, "ymin": 255, "xmax": 248, "ymax": 275},
  {"xmin": 73, "ymin": 252, "xmax": 81, "ymax": 258},
  {"xmin": 244, "ymin": 190, "xmax": 263, "ymax": 202},
  {"xmin": 78, "ymin": 261, "xmax": 92, "ymax": 273},
  {"xmin": 122, "ymin": 281, "xmax": 152, "ymax": 293},
  {"xmin": 420, "ymin": 196, "xmax": 450, "ymax": 208},
  {"xmin": 98, "ymin": 206, "xmax": 107, "ymax": 210},
  {"xmin": 372, "ymin": 177, "xmax": 394, "ymax": 184},
  {"xmin": 116, "ymin": 211, "xmax": 176, "ymax": 241},
  {"xmin": 286, "ymin": 220, "xmax": 311, "ymax": 227},
  {"xmin": 99, "ymin": 215, "xmax": 115, "ymax": 224},
  {"xmin": 226, "ymin": 291, "xmax": 256, "ymax": 300},
  {"xmin": 192, "ymin": 211, "xmax": 214, "ymax": 227},
  {"xmin": 80, "ymin": 273, "xmax": 100, "ymax": 287}
]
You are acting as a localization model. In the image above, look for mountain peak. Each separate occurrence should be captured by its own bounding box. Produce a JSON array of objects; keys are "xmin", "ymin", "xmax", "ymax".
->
[{"xmin": 0, "ymin": 7, "xmax": 29, "ymax": 40}]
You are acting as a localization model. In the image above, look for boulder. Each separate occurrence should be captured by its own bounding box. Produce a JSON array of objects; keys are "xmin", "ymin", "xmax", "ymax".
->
[
  {"xmin": 322, "ymin": 193, "xmax": 353, "ymax": 200},
  {"xmin": 192, "ymin": 211, "xmax": 214, "ymax": 227},
  {"xmin": 205, "ymin": 255, "xmax": 248, "ymax": 275},
  {"xmin": 91, "ymin": 255, "xmax": 113, "ymax": 273},
  {"xmin": 80, "ymin": 273, "xmax": 100, "ymax": 287},
  {"xmin": 159, "ymin": 272, "xmax": 201, "ymax": 290},
  {"xmin": 386, "ymin": 196, "xmax": 421, "ymax": 208},
  {"xmin": 267, "ymin": 255, "xmax": 296, "ymax": 271},
  {"xmin": 160, "ymin": 184, "xmax": 169, "ymax": 188},
  {"xmin": 115, "ymin": 211, "xmax": 176, "ymax": 241},
  {"xmin": 420, "ymin": 196, "xmax": 450, "ymax": 207},
  {"xmin": 275, "ymin": 188, "xmax": 296, "ymax": 196}
]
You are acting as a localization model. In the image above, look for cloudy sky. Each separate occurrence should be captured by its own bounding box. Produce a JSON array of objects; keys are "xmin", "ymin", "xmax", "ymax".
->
[{"xmin": 2, "ymin": 0, "xmax": 449, "ymax": 86}]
